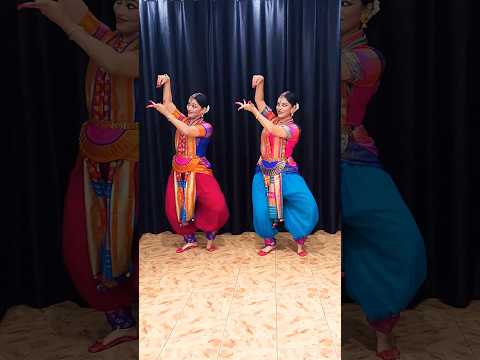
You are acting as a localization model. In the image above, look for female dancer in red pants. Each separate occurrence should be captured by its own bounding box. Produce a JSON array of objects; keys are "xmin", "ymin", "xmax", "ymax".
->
[
  {"xmin": 147, "ymin": 74, "xmax": 229, "ymax": 252},
  {"xmin": 19, "ymin": 0, "xmax": 141, "ymax": 353}
]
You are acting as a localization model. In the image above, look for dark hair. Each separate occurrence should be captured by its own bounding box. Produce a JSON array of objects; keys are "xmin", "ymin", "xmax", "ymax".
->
[
  {"xmin": 279, "ymin": 91, "xmax": 299, "ymax": 106},
  {"xmin": 190, "ymin": 92, "xmax": 208, "ymax": 108},
  {"xmin": 361, "ymin": 0, "xmax": 374, "ymax": 5}
]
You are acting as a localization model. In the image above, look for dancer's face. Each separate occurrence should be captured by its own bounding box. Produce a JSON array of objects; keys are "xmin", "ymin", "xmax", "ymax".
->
[
  {"xmin": 114, "ymin": 0, "xmax": 139, "ymax": 36},
  {"xmin": 276, "ymin": 96, "xmax": 294, "ymax": 119},
  {"xmin": 187, "ymin": 97, "xmax": 205, "ymax": 119},
  {"xmin": 340, "ymin": 0, "xmax": 366, "ymax": 36}
]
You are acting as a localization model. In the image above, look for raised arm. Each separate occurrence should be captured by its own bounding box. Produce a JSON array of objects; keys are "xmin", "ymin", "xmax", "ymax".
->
[
  {"xmin": 156, "ymin": 74, "xmax": 178, "ymax": 114},
  {"xmin": 252, "ymin": 75, "xmax": 267, "ymax": 112},
  {"xmin": 18, "ymin": 1, "xmax": 139, "ymax": 78},
  {"xmin": 58, "ymin": 0, "xmax": 88, "ymax": 24},
  {"xmin": 235, "ymin": 101, "xmax": 289, "ymax": 139},
  {"xmin": 146, "ymin": 101, "xmax": 204, "ymax": 138},
  {"xmin": 67, "ymin": 22, "xmax": 139, "ymax": 78}
]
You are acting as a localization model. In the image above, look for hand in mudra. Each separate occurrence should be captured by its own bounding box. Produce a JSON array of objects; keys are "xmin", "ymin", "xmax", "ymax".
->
[
  {"xmin": 251, "ymin": 75, "xmax": 264, "ymax": 88},
  {"xmin": 156, "ymin": 74, "xmax": 170, "ymax": 88},
  {"xmin": 18, "ymin": 0, "xmax": 69, "ymax": 28},
  {"xmin": 146, "ymin": 100, "xmax": 168, "ymax": 115},
  {"xmin": 235, "ymin": 100, "xmax": 257, "ymax": 114}
]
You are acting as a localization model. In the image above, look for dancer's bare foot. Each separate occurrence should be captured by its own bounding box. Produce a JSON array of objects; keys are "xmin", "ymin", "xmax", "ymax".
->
[
  {"xmin": 88, "ymin": 327, "xmax": 138, "ymax": 353},
  {"xmin": 258, "ymin": 245, "xmax": 276, "ymax": 256},
  {"xmin": 176, "ymin": 242, "xmax": 198, "ymax": 253},
  {"xmin": 206, "ymin": 239, "xmax": 216, "ymax": 251},
  {"xmin": 297, "ymin": 244, "xmax": 307, "ymax": 257},
  {"xmin": 376, "ymin": 331, "xmax": 400, "ymax": 359}
]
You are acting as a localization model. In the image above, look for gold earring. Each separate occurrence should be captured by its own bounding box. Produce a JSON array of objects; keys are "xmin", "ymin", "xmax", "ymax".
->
[{"xmin": 360, "ymin": 11, "xmax": 369, "ymax": 29}]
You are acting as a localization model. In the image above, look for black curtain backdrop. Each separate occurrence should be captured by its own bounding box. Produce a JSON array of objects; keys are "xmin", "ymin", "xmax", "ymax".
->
[
  {"xmin": 345, "ymin": 1, "xmax": 478, "ymax": 306},
  {"xmin": 138, "ymin": 0, "xmax": 341, "ymax": 236},
  {"xmin": 5, "ymin": 0, "xmax": 478, "ymax": 321},
  {"xmin": 4, "ymin": 1, "xmax": 117, "ymax": 316}
]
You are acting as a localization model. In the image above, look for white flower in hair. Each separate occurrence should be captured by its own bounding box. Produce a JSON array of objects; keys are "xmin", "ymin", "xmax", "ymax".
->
[{"xmin": 204, "ymin": 105, "xmax": 210, "ymax": 114}]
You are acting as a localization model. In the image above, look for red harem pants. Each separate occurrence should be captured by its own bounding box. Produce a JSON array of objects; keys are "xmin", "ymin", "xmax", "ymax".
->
[
  {"xmin": 165, "ymin": 172, "xmax": 229, "ymax": 235},
  {"xmin": 62, "ymin": 156, "xmax": 138, "ymax": 312}
]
